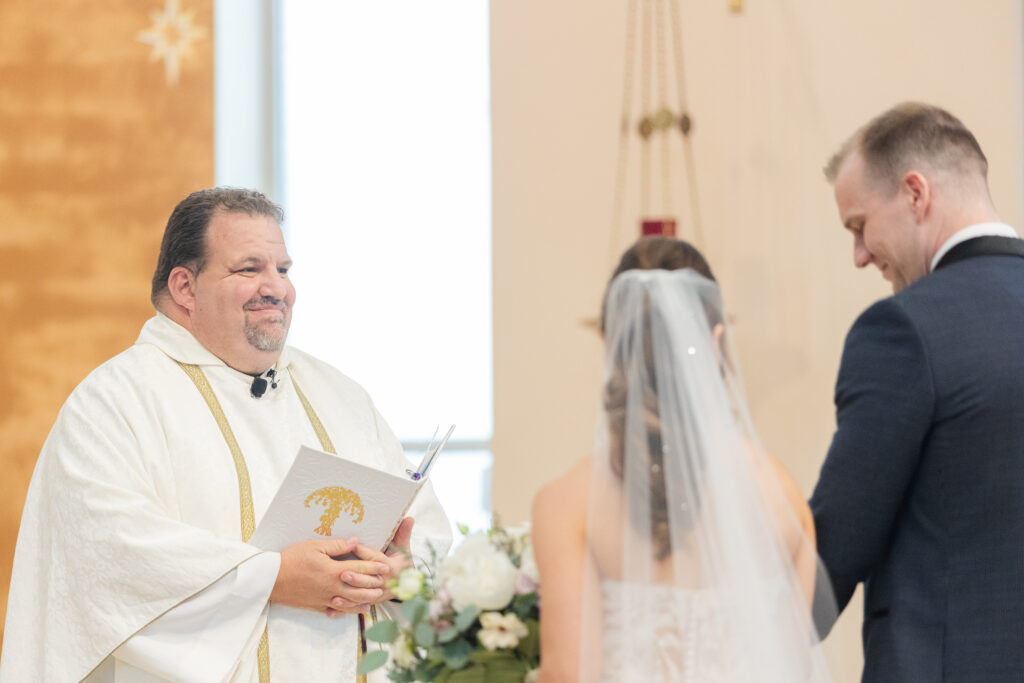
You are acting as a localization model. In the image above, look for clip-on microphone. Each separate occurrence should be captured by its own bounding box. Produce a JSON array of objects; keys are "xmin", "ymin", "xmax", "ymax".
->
[{"xmin": 250, "ymin": 368, "xmax": 278, "ymax": 399}]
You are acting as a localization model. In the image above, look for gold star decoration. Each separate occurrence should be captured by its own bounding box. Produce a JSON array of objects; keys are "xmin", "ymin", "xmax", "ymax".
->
[{"xmin": 136, "ymin": 0, "xmax": 208, "ymax": 85}]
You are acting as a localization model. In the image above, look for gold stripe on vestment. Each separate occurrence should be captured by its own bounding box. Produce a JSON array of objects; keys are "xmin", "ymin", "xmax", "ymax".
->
[
  {"xmin": 293, "ymin": 379, "xmax": 377, "ymax": 683},
  {"xmin": 174, "ymin": 361, "xmax": 270, "ymax": 683},
  {"xmin": 175, "ymin": 361, "xmax": 257, "ymax": 541},
  {"xmin": 292, "ymin": 379, "xmax": 336, "ymax": 454},
  {"xmin": 177, "ymin": 363, "xmax": 374, "ymax": 683}
]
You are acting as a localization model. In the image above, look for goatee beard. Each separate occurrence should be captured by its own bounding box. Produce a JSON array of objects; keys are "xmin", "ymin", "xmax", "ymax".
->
[
  {"xmin": 245, "ymin": 322, "xmax": 286, "ymax": 352},
  {"xmin": 243, "ymin": 296, "xmax": 289, "ymax": 352}
]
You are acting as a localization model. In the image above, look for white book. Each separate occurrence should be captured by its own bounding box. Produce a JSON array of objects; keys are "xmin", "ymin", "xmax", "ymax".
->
[{"xmin": 250, "ymin": 426, "xmax": 453, "ymax": 552}]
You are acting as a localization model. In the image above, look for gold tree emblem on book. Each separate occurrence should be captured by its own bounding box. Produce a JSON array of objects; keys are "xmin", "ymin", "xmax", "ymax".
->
[{"xmin": 305, "ymin": 486, "xmax": 365, "ymax": 536}]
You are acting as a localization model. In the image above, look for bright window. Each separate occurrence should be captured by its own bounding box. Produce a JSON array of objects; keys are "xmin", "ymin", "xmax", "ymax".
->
[{"xmin": 276, "ymin": 0, "xmax": 493, "ymax": 536}]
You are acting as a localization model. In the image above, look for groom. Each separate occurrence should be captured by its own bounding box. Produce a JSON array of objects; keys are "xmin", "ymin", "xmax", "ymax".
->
[{"xmin": 811, "ymin": 103, "xmax": 1024, "ymax": 682}]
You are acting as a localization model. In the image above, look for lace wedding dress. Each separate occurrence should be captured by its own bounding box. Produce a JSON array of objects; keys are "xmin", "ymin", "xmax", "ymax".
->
[{"xmin": 599, "ymin": 580, "xmax": 734, "ymax": 682}]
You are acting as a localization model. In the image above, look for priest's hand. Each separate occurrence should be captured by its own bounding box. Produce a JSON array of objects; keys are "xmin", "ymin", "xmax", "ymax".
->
[
  {"xmin": 383, "ymin": 516, "xmax": 416, "ymax": 581},
  {"xmin": 270, "ymin": 538, "xmax": 390, "ymax": 614},
  {"xmin": 326, "ymin": 517, "xmax": 416, "ymax": 615}
]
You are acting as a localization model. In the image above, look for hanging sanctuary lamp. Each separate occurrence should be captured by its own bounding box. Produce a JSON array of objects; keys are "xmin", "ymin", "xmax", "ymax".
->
[{"xmin": 607, "ymin": 0, "xmax": 741, "ymax": 261}]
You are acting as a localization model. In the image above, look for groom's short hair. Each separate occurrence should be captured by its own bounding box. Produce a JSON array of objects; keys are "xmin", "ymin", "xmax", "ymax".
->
[{"xmin": 824, "ymin": 102, "xmax": 989, "ymax": 194}]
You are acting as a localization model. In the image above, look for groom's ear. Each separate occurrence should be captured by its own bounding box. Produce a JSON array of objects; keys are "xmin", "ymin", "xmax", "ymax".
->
[{"xmin": 902, "ymin": 170, "xmax": 931, "ymax": 222}]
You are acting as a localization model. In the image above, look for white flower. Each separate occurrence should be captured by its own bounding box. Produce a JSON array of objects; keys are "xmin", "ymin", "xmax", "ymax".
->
[
  {"xmin": 518, "ymin": 543, "xmax": 540, "ymax": 584},
  {"xmin": 392, "ymin": 567, "xmax": 424, "ymax": 601},
  {"xmin": 523, "ymin": 669, "xmax": 539, "ymax": 683},
  {"xmin": 439, "ymin": 532, "xmax": 517, "ymax": 610},
  {"xmin": 392, "ymin": 633, "xmax": 418, "ymax": 669},
  {"xmin": 477, "ymin": 611, "xmax": 529, "ymax": 650}
]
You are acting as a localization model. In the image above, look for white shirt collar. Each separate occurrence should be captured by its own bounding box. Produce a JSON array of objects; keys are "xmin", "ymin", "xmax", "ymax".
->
[
  {"xmin": 135, "ymin": 312, "xmax": 293, "ymax": 371},
  {"xmin": 930, "ymin": 222, "xmax": 1019, "ymax": 272}
]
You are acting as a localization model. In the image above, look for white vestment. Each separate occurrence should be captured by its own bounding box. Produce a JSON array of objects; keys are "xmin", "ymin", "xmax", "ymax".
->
[{"xmin": 0, "ymin": 314, "xmax": 452, "ymax": 682}]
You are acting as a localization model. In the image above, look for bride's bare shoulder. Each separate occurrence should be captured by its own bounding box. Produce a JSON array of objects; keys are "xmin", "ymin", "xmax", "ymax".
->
[
  {"xmin": 532, "ymin": 456, "xmax": 591, "ymax": 530},
  {"xmin": 535, "ymin": 455, "xmax": 590, "ymax": 499}
]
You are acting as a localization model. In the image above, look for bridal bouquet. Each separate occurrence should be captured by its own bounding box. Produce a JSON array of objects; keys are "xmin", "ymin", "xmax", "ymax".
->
[{"xmin": 358, "ymin": 522, "xmax": 541, "ymax": 682}]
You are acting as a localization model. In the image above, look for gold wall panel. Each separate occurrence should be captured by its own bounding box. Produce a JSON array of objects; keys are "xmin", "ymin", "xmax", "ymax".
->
[{"xmin": 0, "ymin": 0, "xmax": 214, "ymax": 651}]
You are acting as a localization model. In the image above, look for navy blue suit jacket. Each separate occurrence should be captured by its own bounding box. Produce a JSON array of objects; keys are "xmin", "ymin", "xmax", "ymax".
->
[{"xmin": 811, "ymin": 238, "xmax": 1024, "ymax": 682}]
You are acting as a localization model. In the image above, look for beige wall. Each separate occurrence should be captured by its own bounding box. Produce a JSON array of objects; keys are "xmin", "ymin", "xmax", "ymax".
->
[
  {"xmin": 0, "ymin": 0, "xmax": 214, "ymax": 654},
  {"xmin": 491, "ymin": 1, "xmax": 1022, "ymax": 680}
]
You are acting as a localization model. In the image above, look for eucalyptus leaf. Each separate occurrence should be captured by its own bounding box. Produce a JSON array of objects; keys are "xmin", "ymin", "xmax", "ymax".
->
[
  {"xmin": 388, "ymin": 670, "xmax": 415, "ymax": 683},
  {"xmin": 454, "ymin": 605, "xmax": 479, "ymax": 632},
  {"xmin": 365, "ymin": 619, "xmax": 400, "ymax": 643},
  {"xmin": 403, "ymin": 597, "xmax": 429, "ymax": 625},
  {"xmin": 437, "ymin": 625, "xmax": 460, "ymax": 644},
  {"xmin": 356, "ymin": 649, "xmax": 389, "ymax": 675},
  {"xmin": 442, "ymin": 638, "xmax": 473, "ymax": 670},
  {"xmin": 511, "ymin": 593, "xmax": 539, "ymax": 617},
  {"xmin": 413, "ymin": 660, "xmax": 443, "ymax": 682},
  {"xmin": 415, "ymin": 621, "xmax": 437, "ymax": 648}
]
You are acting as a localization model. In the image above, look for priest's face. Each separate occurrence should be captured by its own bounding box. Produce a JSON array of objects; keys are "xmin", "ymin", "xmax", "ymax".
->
[{"xmin": 189, "ymin": 211, "xmax": 295, "ymax": 374}]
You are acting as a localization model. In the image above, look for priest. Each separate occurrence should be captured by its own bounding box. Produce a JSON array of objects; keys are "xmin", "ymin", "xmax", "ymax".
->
[{"xmin": 0, "ymin": 187, "xmax": 452, "ymax": 682}]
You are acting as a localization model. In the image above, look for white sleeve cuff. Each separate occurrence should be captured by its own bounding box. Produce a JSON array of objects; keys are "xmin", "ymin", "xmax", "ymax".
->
[{"xmin": 113, "ymin": 552, "xmax": 281, "ymax": 683}]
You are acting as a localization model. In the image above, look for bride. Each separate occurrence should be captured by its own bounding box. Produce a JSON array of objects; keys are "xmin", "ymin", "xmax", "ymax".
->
[{"xmin": 531, "ymin": 238, "xmax": 833, "ymax": 682}]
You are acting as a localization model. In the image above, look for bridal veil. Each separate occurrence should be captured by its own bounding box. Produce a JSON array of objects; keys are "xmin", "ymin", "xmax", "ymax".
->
[{"xmin": 582, "ymin": 268, "xmax": 835, "ymax": 681}]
